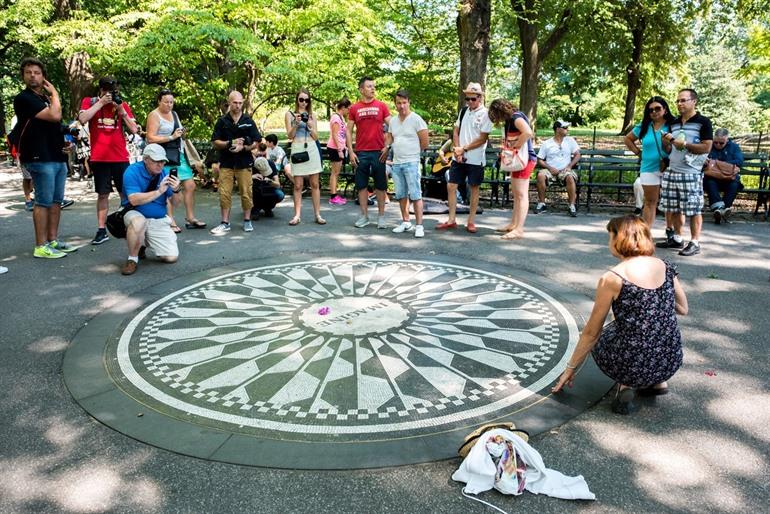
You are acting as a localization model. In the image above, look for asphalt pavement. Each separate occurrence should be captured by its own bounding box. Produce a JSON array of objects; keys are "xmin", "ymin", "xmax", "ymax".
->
[{"xmin": 1, "ymin": 165, "xmax": 768, "ymax": 513}]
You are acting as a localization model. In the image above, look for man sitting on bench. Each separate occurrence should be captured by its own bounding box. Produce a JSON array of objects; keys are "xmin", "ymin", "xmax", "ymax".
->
[{"xmin": 535, "ymin": 120, "xmax": 581, "ymax": 217}]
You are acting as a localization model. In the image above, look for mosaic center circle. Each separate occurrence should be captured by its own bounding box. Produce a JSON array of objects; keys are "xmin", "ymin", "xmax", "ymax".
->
[
  {"xmin": 109, "ymin": 259, "xmax": 578, "ymax": 441},
  {"xmin": 299, "ymin": 296, "xmax": 410, "ymax": 336}
]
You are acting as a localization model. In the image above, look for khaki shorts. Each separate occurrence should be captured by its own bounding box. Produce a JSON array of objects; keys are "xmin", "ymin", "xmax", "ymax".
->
[
  {"xmin": 124, "ymin": 210, "xmax": 179, "ymax": 258},
  {"xmin": 538, "ymin": 168, "xmax": 577, "ymax": 186}
]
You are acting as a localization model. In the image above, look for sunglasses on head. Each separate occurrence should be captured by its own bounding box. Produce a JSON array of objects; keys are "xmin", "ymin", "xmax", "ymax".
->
[
  {"xmin": 648, "ymin": 106, "xmax": 663, "ymax": 113},
  {"xmin": 298, "ymin": 98, "xmax": 309, "ymax": 103},
  {"xmin": 465, "ymin": 97, "xmax": 479, "ymax": 102}
]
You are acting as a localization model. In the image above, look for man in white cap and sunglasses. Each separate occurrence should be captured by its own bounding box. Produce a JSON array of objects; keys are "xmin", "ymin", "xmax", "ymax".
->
[
  {"xmin": 120, "ymin": 143, "xmax": 182, "ymax": 275},
  {"xmin": 535, "ymin": 119, "xmax": 581, "ymax": 216},
  {"xmin": 436, "ymin": 82, "xmax": 492, "ymax": 233}
]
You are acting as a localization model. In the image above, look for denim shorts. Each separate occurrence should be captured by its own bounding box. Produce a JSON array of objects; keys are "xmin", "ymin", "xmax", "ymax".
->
[
  {"xmin": 391, "ymin": 161, "xmax": 423, "ymax": 201},
  {"xmin": 354, "ymin": 151, "xmax": 387, "ymax": 191},
  {"xmin": 26, "ymin": 161, "xmax": 67, "ymax": 207}
]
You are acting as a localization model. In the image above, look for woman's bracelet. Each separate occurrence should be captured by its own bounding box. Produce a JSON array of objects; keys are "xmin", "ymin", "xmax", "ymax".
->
[{"xmin": 565, "ymin": 363, "xmax": 579, "ymax": 370}]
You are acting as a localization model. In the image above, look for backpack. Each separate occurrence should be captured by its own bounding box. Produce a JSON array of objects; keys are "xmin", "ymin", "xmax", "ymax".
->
[{"xmin": 6, "ymin": 119, "xmax": 30, "ymax": 161}]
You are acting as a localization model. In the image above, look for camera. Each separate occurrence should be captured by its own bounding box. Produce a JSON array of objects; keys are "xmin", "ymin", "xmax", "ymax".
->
[
  {"xmin": 300, "ymin": 112, "xmax": 309, "ymax": 123},
  {"xmin": 111, "ymin": 89, "xmax": 123, "ymax": 105}
]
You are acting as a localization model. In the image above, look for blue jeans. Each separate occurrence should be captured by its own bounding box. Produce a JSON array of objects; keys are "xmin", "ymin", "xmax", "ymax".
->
[
  {"xmin": 704, "ymin": 175, "xmax": 742, "ymax": 209},
  {"xmin": 391, "ymin": 161, "xmax": 423, "ymax": 201},
  {"xmin": 26, "ymin": 161, "xmax": 67, "ymax": 207}
]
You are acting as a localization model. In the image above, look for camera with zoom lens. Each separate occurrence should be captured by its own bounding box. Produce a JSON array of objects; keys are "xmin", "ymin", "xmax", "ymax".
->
[
  {"xmin": 110, "ymin": 89, "xmax": 123, "ymax": 105},
  {"xmin": 300, "ymin": 112, "xmax": 309, "ymax": 123}
]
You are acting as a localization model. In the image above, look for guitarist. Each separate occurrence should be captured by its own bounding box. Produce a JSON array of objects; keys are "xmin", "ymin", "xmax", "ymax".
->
[{"xmin": 428, "ymin": 130, "xmax": 468, "ymax": 204}]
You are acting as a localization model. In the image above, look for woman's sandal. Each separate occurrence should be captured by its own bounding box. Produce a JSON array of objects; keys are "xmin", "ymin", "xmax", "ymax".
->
[
  {"xmin": 611, "ymin": 387, "xmax": 638, "ymax": 415},
  {"xmin": 184, "ymin": 218, "xmax": 207, "ymax": 229},
  {"xmin": 495, "ymin": 225, "xmax": 514, "ymax": 233},
  {"xmin": 315, "ymin": 216, "xmax": 327, "ymax": 225},
  {"xmin": 637, "ymin": 385, "xmax": 669, "ymax": 396},
  {"xmin": 288, "ymin": 217, "xmax": 301, "ymax": 226},
  {"xmin": 170, "ymin": 224, "xmax": 182, "ymax": 234}
]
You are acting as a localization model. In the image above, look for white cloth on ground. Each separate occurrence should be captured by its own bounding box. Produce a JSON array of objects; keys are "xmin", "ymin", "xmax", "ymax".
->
[{"xmin": 452, "ymin": 428, "xmax": 595, "ymax": 501}]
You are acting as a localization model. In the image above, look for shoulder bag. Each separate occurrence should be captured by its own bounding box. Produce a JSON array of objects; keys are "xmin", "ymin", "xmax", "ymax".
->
[
  {"xmin": 499, "ymin": 117, "xmax": 529, "ymax": 173},
  {"xmin": 289, "ymin": 112, "xmax": 310, "ymax": 164},
  {"xmin": 704, "ymin": 159, "xmax": 738, "ymax": 180},
  {"xmin": 653, "ymin": 127, "xmax": 669, "ymax": 173},
  {"xmin": 159, "ymin": 111, "xmax": 182, "ymax": 165},
  {"xmin": 105, "ymin": 174, "xmax": 161, "ymax": 239}
]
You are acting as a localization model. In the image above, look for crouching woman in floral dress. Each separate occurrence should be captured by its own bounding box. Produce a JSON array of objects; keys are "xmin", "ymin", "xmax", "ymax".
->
[{"xmin": 552, "ymin": 215, "xmax": 688, "ymax": 414}]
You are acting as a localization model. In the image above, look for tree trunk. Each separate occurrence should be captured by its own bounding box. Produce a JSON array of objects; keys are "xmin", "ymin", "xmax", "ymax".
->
[
  {"xmin": 512, "ymin": 0, "xmax": 572, "ymax": 130},
  {"xmin": 64, "ymin": 52, "xmax": 93, "ymax": 118},
  {"xmin": 620, "ymin": 18, "xmax": 646, "ymax": 134},
  {"xmin": 456, "ymin": 0, "xmax": 491, "ymax": 111}
]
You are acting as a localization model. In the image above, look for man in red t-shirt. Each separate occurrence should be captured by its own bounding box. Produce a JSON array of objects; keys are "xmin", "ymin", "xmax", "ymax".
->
[
  {"xmin": 346, "ymin": 76, "xmax": 391, "ymax": 229},
  {"xmin": 78, "ymin": 76, "xmax": 138, "ymax": 245}
]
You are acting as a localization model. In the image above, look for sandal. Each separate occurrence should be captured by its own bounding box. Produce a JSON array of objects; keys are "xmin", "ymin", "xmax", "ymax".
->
[
  {"xmin": 184, "ymin": 218, "xmax": 207, "ymax": 229},
  {"xmin": 501, "ymin": 230, "xmax": 523, "ymax": 240},
  {"xmin": 611, "ymin": 387, "xmax": 638, "ymax": 415},
  {"xmin": 637, "ymin": 385, "xmax": 669, "ymax": 396},
  {"xmin": 288, "ymin": 217, "xmax": 301, "ymax": 226},
  {"xmin": 495, "ymin": 225, "xmax": 514, "ymax": 233},
  {"xmin": 170, "ymin": 224, "xmax": 182, "ymax": 234},
  {"xmin": 315, "ymin": 216, "xmax": 327, "ymax": 225}
]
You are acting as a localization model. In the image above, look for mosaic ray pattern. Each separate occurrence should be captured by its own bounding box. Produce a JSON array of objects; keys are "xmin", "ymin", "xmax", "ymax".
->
[{"xmin": 111, "ymin": 259, "xmax": 578, "ymax": 441}]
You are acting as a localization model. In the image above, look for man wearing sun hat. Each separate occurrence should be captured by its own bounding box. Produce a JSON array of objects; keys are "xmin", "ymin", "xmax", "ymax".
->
[
  {"xmin": 435, "ymin": 82, "xmax": 492, "ymax": 233},
  {"xmin": 119, "ymin": 143, "xmax": 182, "ymax": 275}
]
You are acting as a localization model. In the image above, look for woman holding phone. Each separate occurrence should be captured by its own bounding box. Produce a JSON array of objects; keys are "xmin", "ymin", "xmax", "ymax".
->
[{"xmin": 146, "ymin": 88, "xmax": 205, "ymax": 231}]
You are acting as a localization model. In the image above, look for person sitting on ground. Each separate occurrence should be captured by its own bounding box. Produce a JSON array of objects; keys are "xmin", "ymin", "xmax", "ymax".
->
[
  {"xmin": 251, "ymin": 142, "xmax": 285, "ymax": 219},
  {"xmin": 535, "ymin": 120, "xmax": 581, "ymax": 217},
  {"xmin": 704, "ymin": 128, "xmax": 744, "ymax": 224},
  {"xmin": 265, "ymin": 133, "xmax": 290, "ymax": 186},
  {"xmin": 120, "ymin": 144, "xmax": 182, "ymax": 275},
  {"xmin": 551, "ymin": 215, "xmax": 688, "ymax": 415}
]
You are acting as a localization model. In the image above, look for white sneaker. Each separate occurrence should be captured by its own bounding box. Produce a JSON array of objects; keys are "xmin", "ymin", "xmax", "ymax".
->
[
  {"xmin": 414, "ymin": 225, "xmax": 425, "ymax": 238},
  {"xmin": 210, "ymin": 222, "xmax": 231, "ymax": 235},
  {"xmin": 377, "ymin": 216, "xmax": 387, "ymax": 229},
  {"xmin": 354, "ymin": 216, "xmax": 370, "ymax": 228},
  {"xmin": 392, "ymin": 221, "xmax": 413, "ymax": 233},
  {"xmin": 0, "ymin": 266, "xmax": 8, "ymax": 274},
  {"xmin": 243, "ymin": 220, "xmax": 253, "ymax": 232}
]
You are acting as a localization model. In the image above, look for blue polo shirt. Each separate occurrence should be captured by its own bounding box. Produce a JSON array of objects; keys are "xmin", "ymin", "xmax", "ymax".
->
[
  {"xmin": 121, "ymin": 161, "xmax": 173, "ymax": 218},
  {"xmin": 708, "ymin": 140, "xmax": 744, "ymax": 169}
]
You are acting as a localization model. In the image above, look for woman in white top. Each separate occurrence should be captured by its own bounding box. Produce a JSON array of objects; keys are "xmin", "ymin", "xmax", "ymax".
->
[{"xmin": 284, "ymin": 88, "xmax": 324, "ymax": 226}]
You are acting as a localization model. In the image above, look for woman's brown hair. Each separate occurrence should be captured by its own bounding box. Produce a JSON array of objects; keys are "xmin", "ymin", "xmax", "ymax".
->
[
  {"xmin": 487, "ymin": 98, "xmax": 518, "ymax": 125},
  {"xmin": 606, "ymin": 215, "xmax": 655, "ymax": 257},
  {"xmin": 295, "ymin": 88, "xmax": 313, "ymax": 116}
]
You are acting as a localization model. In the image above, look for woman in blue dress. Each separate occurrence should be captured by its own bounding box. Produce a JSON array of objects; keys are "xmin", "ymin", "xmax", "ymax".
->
[
  {"xmin": 624, "ymin": 96, "xmax": 675, "ymax": 228},
  {"xmin": 552, "ymin": 215, "xmax": 688, "ymax": 414}
]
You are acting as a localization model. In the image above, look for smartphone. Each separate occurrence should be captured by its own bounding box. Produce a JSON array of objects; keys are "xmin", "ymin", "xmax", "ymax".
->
[{"xmin": 169, "ymin": 168, "xmax": 178, "ymax": 178}]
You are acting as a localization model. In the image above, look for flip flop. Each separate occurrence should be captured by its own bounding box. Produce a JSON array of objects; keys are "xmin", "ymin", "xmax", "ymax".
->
[
  {"xmin": 288, "ymin": 217, "xmax": 301, "ymax": 226},
  {"xmin": 170, "ymin": 224, "xmax": 182, "ymax": 234},
  {"xmin": 501, "ymin": 231, "xmax": 523, "ymax": 240},
  {"xmin": 185, "ymin": 218, "xmax": 207, "ymax": 229},
  {"xmin": 315, "ymin": 216, "xmax": 327, "ymax": 225}
]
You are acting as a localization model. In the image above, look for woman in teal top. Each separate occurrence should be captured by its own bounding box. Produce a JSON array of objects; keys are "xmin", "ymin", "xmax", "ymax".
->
[{"xmin": 624, "ymin": 96, "xmax": 675, "ymax": 228}]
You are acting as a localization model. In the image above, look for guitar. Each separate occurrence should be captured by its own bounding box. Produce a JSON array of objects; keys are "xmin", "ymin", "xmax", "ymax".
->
[{"xmin": 431, "ymin": 150, "xmax": 454, "ymax": 175}]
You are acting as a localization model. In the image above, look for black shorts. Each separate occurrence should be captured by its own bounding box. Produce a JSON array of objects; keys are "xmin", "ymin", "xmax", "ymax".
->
[
  {"xmin": 355, "ymin": 151, "xmax": 387, "ymax": 191},
  {"xmin": 448, "ymin": 161, "xmax": 484, "ymax": 186},
  {"xmin": 327, "ymin": 147, "xmax": 345, "ymax": 162},
  {"xmin": 91, "ymin": 161, "xmax": 129, "ymax": 194}
]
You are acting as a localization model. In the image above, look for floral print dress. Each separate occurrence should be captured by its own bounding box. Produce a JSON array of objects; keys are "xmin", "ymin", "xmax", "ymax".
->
[{"xmin": 592, "ymin": 261, "xmax": 683, "ymax": 388}]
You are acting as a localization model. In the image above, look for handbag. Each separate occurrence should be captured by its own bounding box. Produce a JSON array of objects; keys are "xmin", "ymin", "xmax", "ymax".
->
[
  {"xmin": 500, "ymin": 122, "xmax": 529, "ymax": 173},
  {"xmin": 704, "ymin": 159, "xmax": 738, "ymax": 180},
  {"xmin": 290, "ymin": 150, "xmax": 309, "ymax": 164},
  {"xmin": 105, "ymin": 174, "xmax": 161, "ymax": 239},
  {"xmin": 160, "ymin": 111, "xmax": 182, "ymax": 165}
]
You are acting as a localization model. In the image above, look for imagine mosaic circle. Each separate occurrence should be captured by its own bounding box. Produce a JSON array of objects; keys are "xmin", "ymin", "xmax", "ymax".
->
[{"xmin": 109, "ymin": 259, "xmax": 579, "ymax": 441}]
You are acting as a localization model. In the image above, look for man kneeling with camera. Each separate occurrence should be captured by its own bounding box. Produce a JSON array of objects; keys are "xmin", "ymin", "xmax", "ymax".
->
[{"xmin": 120, "ymin": 144, "xmax": 182, "ymax": 275}]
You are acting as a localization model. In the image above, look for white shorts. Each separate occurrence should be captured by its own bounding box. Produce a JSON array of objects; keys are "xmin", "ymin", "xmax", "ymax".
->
[
  {"xmin": 124, "ymin": 210, "xmax": 179, "ymax": 258},
  {"xmin": 639, "ymin": 171, "xmax": 662, "ymax": 186}
]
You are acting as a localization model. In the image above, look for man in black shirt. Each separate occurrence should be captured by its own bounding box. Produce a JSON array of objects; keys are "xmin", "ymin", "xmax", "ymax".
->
[
  {"xmin": 13, "ymin": 57, "xmax": 77, "ymax": 259},
  {"xmin": 209, "ymin": 91, "xmax": 261, "ymax": 234}
]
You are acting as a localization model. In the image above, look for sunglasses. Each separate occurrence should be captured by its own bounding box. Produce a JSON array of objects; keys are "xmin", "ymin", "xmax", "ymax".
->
[
  {"xmin": 648, "ymin": 106, "xmax": 663, "ymax": 113},
  {"xmin": 675, "ymin": 98, "xmax": 692, "ymax": 104},
  {"xmin": 465, "ymin": 97, "xmax": 479, "ymax": 102},
  {"xmin": 298, "ymin": 98, "xmax": 309, "ymax": 103}
]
